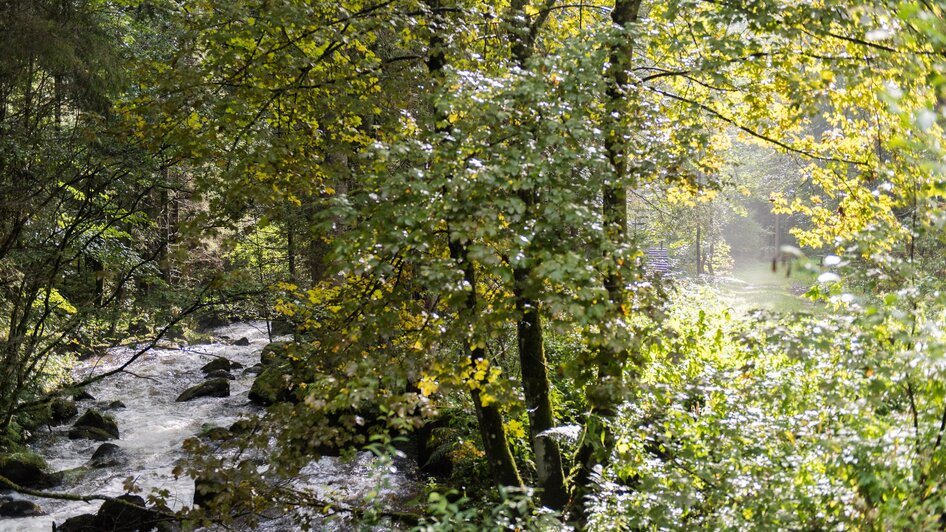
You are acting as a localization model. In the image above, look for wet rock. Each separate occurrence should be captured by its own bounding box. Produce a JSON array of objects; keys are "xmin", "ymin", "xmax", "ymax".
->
[
  {"xmin": 97, "ymin": 494, "xmax": 171, "ymax": 531},
  {"xmin": 243, "ymin": 364, "xmax": 264, "ymax": 376},
  {"xmin": 176, "ymin": 378, "xmax": 230, "ymax": 402},
  {"xmin": 200, "ymin": 357, "xmax": 233, "ymax": 373},
  {"xmin": 56, "ymin": 513, "xmax": 98, "ymax": 532},
  {"xmin": 229, "ymin": 361, "xmax": 244, "ymax": 370},
  {"xmin": 49, "ymin": 397, "xmax": 78, "ymax": 425},
  {"xmin": 69, "ymin": 409, "xmax": 119, "ymax": 440},
  {"xmin": 90, "ymin": 443, "xmax": 127, "ymax": 468},
  {"xmin": 107, "ymin": 400, "xmax": 126, "ymax": 410},
  {"xmin": 248, "ymin": 367, "xmax": 294, "ymax": 406},
  {"xmin": 68, "ymin": 426, "xmax": 115, "ymax": 441},
  {"xmin": 260, "ymin": 341, "xmax": 290, "ymax": 365},
  {"xmin": 229, "ymin": 418, "xmax": 258, "ymax": 435},
  {"xmin": 199, "ymin": 426, "xmax": 232, "ymax": 441},
  {"xmin": 0, "ymin": 499, "xmax": 43, "ymax": 517},
  {"xmin": 204, "ymin": 369, "xmax": 234, "ymax": 380},
  {"xmin": 0, "ymin": 452, "xmax": 60, "ymax": 489},
  {"xmin": 72, "ymin": 390, "xmax": 95, "ymax": 401},
  {"xmin": 234, "ymin": 336, "xmax": 251, "ymax": 346}
]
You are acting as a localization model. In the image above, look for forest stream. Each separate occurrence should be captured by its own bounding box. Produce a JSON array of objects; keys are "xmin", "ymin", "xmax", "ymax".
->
[{"xmin": 2, "ymin": 322, "xmax": 419, "ymax": 532}]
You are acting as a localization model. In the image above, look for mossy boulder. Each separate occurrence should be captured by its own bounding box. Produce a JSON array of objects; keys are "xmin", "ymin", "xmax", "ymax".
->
[
  {"xmin": 69, "ymin": 409, "xmax": 119, "ymax": 441},
  {"xmin": 260, "ymin": 341, "xmax": 290, "ymax": 365},
  {"xmin": 199, "ymin": 425, "xmax": 232, "ymax": 441},
  {"xmin": 248, "ymin": 367, "xmax": 295, "ymax": 406},
  {"xmin": 176, "ymin": 378, "xmax": 230, "ymax": 402},
  {"xmin": 200, "ymin": 357, "xmax": 234, "ymax": 373},
  {"xmin": 0, "ymin": 451, "xmax": 60, "ymax": 489},
  {"xmin": 0, "ymin": 499, "xmax": 43, "ymax": 517}
]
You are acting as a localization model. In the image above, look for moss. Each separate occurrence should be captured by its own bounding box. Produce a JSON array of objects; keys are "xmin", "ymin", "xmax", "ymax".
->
[{"xmin": 0, "ymin": 450, "xmax": 49, "ymax": 471}]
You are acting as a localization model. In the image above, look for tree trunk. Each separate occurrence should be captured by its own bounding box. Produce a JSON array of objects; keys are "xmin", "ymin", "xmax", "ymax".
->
[
  {"xmin": 571, "ymin": 0, "xmax": 644, "ymax": 518},
  {"xmin": 696, "ymin": 224, "xmax": 703, "ymax": 274},
  {"xmin": 427, "ymin": 0, "xmax": 522, "ymax": 489}
]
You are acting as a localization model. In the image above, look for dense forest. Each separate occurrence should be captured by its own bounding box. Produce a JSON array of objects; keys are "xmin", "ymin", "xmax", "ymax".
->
[{"xmin": 1, "ymin": 0, "xmax": 945, "ymax": 530}]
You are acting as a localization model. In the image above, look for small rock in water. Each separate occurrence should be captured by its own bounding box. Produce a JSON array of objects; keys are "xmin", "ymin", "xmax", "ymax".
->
[
  {"xmin": 69, "ymin": 409, "xmax": 119, "ymax": 440},
  {"xmin": 89, "ymin": 443, "xmax": 127, "ymax": 468},
  {"xmin": 234, "ymin": 336, "xmax": 251, "ymax": 346},
  {"xmin": 0, "ymin": 499, "xmax": 43, "ymax": 517},
  {"xmin": 204, "ymin": 369, "xmax": 235, "ymax": 380},
  {"xmin": 106, "ymin": 400, "xmax": 126, "ymax": 409},
  {"xmin": 201, "ymin": 357, "xmax": 234, "ymax": 373},
  {"xmin": 176, "ymin": 378, "xmax": 230, "ymax": 402},
  {"xmin": 243, "ymin": 364, "xmax": 264, "ymax": 376},
  {"xmin": 72, "ymin": 390, "xmax": 95, "ymax": 401}
]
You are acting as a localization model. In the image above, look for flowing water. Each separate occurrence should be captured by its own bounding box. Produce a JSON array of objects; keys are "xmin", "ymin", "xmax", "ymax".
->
[{"xmin": 1, "ymin": 322, "xmax": 418, "ymax": 532}]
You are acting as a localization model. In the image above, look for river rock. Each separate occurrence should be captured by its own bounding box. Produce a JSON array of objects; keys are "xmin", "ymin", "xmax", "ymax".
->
[
  {"xmin": 243, "ymin": 364, "xmax": 264, "ymax": 376},
  {"xmin": 260, "ymin": 341, "xmax": 290, "ymax": 365},
  {"xmin": 234, "ymin": 336, "xmax": 250, "ymax": 346},
  {"xmin": 200, "ymin": 357, "xmax": 233, "ymax": 373},
  {"xmin": 176, "ymin": 378, "xmax": 230, "ymax": 402},
  {"xmin": 107, "ymin": 400, "xmax": 126, "ymax": 409},
  {"xmin": 204, "ymin": 369, "xmax": 235, "ymax": 380},
  {"xmin": 200, "ymin": 426, "xmax": 232, "ymax": 441},
  {"xmin": 49, "ymin": 397, "xmax": 78, "ymax": 425},
  {"xmin": 97, "ymin": 494, "xmax": 170, "ymax": 531},
  {"xmin": 248, "ymin": 367, "xmax": 294, "ymax": 406},
  {"xmin": 229, "ymin": 418, "xmax": 258, "ymax": 435},
  {"xmin": 0, "ymin": 499, "xmax": 43, "ymax": 517},
  {"xmin": 89, "ymin": 443, "xmax": 127, "ymax": 468},
  {"xmin": 0, "ymin": 452, "xmax": 60, "ymax": 489},
  {"xmin": 72, "ymin": 389, "xmax": 95, "ymax": 401},
  {"xmin": 56, "ymin": 494, "xmax": 172, "ymax": 531},
  {"xmin": 69, "ymin": 409, "xmax": 119, "ymax": 440},
  {"xmin": 56, "ymin": 513, "xmax": 98, "ymax": 532}
]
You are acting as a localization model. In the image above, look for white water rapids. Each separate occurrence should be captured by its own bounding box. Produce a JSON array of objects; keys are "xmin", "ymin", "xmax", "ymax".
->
[{"xmin": 0, "ymin": 322, "xmax": 418, "ymax": 531}]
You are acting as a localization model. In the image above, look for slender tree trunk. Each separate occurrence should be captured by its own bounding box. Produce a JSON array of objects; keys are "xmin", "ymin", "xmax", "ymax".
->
[
  {"xmin": 506, "ymin": 2, "xmax": 567, "ymax": 509},
  {"xmin": 571, "ymin": 0, "xmax": 643, "ymax": 518},
  {"xmin": 427, "ymin": 0, "xmax": 522, "ymax": 489},
  {"xmin": 696, "ymin": 225, "xmax": 703, "ymax": 274}
]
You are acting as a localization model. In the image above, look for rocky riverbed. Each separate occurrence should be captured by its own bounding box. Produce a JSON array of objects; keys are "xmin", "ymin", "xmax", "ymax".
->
[{"xmin": 0, "ymin": 322, "xmax": 418, "ymax": 531}]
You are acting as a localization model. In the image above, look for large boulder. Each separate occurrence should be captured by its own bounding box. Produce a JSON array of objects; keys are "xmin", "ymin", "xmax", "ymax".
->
[
  {"xmin": 56, "ymin": 494, "xmax": 172, "ymax": 531},
  {"xmin": 234, "ymin": 337, "xmax": 250, "ymax": 346},
  {"xmin": 0, "ymin": 452, "xmax": 60, "ymax": 489},
  {"xmin": 260, "ymin": 341, "xmax": 290, "ymax": 365},
  {"xmin": 69, "ymin": 409, "xmax": 119, "ymax": 441},
  {"xmin": 56, "ymin": 513, "xmax": 98, "ymax": 532},
  {"xmin": 248, "ymin": 367, "xmax": 294, "ymax": 406},
  {"xmin": 89, "ymin": 443, "xmax": 128, "ymax": 469},
  {"xmin": 176, "ymin": 378, "xmax": 229, "ymax": 402},
  {"xmin": 0, "ymin": 499, "xmax": 43, "ymax": 517}
]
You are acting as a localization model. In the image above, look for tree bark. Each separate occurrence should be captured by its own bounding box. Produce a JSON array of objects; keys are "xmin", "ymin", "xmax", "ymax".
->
[
  {"xmin": 571, "ymin": 0, "xmax": 644, "ymax": 517},
  {"xmin": 507, "ymin": 1, "xmax": 567, "ymax": 509},
  {"xmin": 427, "ymin": 0, "xmax": 523, "ymax": 489}
]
